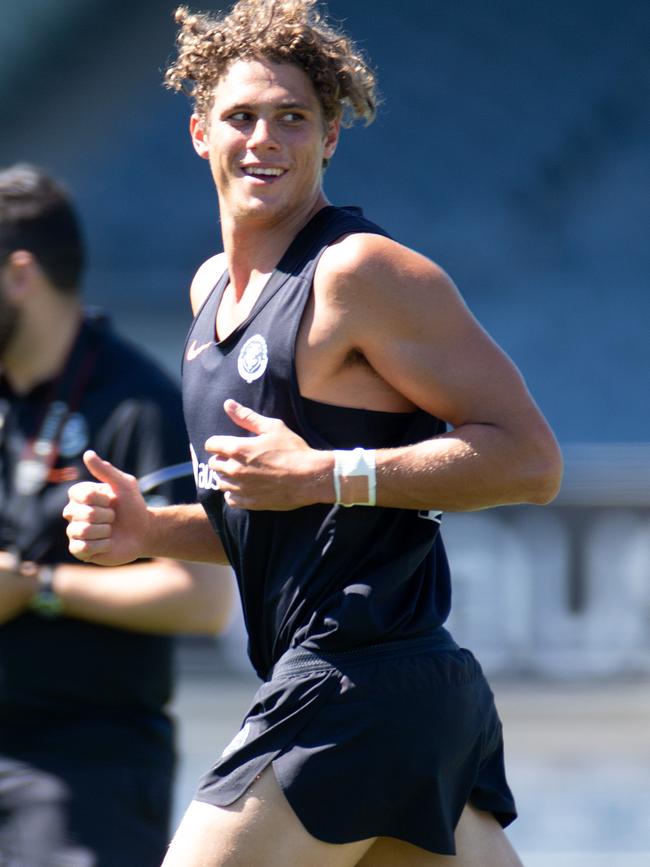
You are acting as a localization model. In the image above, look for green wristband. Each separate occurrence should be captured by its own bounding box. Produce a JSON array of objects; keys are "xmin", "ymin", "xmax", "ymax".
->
[{"xmin": 29, "ymin": 565, "xmax": 64, "ymax": 618}]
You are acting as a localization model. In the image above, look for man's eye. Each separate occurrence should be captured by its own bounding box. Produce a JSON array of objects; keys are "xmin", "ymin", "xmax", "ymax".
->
[
  {"xmin": 280, "ymin": 112, "xmax": 305, "ymax": 123},
  {"xmin": 229, "ymin": 111, "xmax": 252, "ymax": 123}
]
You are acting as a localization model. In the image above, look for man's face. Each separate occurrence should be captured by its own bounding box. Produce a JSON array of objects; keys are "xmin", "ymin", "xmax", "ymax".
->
[{"xmin": 191, "ymin": 59, "xmax": 339, "ymax": 225}]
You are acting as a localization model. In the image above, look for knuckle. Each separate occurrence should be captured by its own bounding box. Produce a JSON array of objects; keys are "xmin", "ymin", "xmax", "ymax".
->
[
  {"xmin": 71, "ymin": 522, "xmax": 88, "ymax": 540},
  {"xmin": 73, "ymin": 482, "xmax": 100, "ymax": 503},
  {"xmin": 83, "ymin": 504, "xmax": 107, "ymax": 522},
  {"xmin": 67, "ymin": 522, "xmax": 82, "ymax": 539},
  {"xmin": 69, "ymin": 541, "xmax": 88, "ymax": 560},
  {"xmin": 67, "ymin": 483, "xmax": 86, "ymax": 501}
]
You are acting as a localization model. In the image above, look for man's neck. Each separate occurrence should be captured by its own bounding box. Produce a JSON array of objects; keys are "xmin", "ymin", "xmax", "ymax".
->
[
  {"xmin": 220, "ymin": 193, "xmax": 329, "ymax": 298},
  {"xmin": 2, "ymin": 298, "xmax": 83, "ymax": 395}
]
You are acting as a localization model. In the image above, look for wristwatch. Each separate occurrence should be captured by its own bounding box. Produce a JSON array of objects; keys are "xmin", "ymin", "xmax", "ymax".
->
[{"xmin": 29, "ymin": 565, "xmax": 64, "ymax": 618}]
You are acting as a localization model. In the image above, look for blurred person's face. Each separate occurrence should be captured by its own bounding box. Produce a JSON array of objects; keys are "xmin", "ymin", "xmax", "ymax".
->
[{"xmin": 190, "ymin": 59, "xmax": 339, "ymax": 226}]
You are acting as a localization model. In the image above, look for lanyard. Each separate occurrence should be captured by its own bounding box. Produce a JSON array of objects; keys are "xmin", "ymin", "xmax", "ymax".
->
[
  {"xmin": 13, "ymin": 328, "xmax": 98, "ymax": 496},
  {"xmin": 0, "ymin": 321, "xmax": 99, "ymax": 557},
  {"xmin": 13, "ymin": 399, "xmax": 71, "ymax": 496}
]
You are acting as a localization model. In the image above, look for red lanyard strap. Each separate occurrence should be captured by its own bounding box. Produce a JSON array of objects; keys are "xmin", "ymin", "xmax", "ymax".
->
[{"xmin": 13, "ymin": 323, "xmax": 99, "ymax": 497}]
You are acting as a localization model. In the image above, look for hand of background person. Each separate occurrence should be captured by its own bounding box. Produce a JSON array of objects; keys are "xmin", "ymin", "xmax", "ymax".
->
[
  {"xmin": 205, "ymin": 399, "xmax": 333, "ymax": 511},
  {"xmin": 0, "ymin": 550, "xmax": 21, "ymax": 573},
  {"xmin": 63, "ymin": 452, "xmax": 150, "ymax": 566}
]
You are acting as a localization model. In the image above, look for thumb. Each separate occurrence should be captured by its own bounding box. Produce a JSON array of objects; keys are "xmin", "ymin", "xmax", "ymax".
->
[
  {"xmin": 82, "ymin": 450, "xmax": 136, "ymax": 492},
  {"xmin": 224, "ymin": 399, "xmax": 275, "ymax": 434}
]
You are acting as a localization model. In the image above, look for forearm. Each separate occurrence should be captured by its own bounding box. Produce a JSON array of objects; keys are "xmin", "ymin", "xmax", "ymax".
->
[
  {"xmin": 375, "ymin": 424, "xmax": 562, "ymax": 511},
  {"xmin": 143, "ymin": 503, "xmax": 229, "ymax": 563},
  {"xmin": 52, "ymin": 559, "xmax": 234, "ymax": 634},
  {"xmin": 310, "ymin": 422, "xmax": 562, "ymax": 512}
]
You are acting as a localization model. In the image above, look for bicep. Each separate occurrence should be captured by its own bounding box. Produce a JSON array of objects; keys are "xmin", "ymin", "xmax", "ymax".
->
[{"xmin": 351, "ymin": 253, "xmax": 539, "ymax": 430}]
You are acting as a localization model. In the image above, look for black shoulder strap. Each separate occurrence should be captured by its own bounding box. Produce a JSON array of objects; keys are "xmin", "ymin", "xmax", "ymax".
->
[
  {"xmin": 250, "ymin": 206, "xmax": 391, "ymax": 318},
  {"xmin": 278, "ymin": 206, "xmax": 391, "ymax": 276}
]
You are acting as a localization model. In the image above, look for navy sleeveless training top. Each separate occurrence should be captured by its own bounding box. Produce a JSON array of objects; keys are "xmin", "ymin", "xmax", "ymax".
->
[{"xmin": 182, "ymin": 206, "xmax": 451, "ymax": 679}]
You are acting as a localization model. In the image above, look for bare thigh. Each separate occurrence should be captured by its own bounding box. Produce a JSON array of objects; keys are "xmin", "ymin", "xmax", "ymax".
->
[
  {"xmin": 161, "ymin": 765, "xmax": 376, "ymax": 867},
  {"xmin": 357, "ymin": 804, "xmax": 523, "ymax": 867}
]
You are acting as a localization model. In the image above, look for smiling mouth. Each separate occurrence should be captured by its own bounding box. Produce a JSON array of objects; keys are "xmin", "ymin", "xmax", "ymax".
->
[{"xmin": 241, "ymin": 166, "xmax": 287, "ymax": 178}]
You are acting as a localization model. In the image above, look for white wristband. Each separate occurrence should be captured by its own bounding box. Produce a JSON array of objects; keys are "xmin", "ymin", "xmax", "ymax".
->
[{"xmin": 333, "ymin": 447, "xmax": 376, "ymax": 507}]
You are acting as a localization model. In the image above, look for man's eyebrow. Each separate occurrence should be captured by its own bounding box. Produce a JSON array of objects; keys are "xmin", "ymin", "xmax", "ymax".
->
[
  {"xmin": 222, "ymin": 100, "xmax": 313, "ymax": 112},
  {"xmin": 275, "ymin": 101, "xmax": 311, "ymax": 110}
]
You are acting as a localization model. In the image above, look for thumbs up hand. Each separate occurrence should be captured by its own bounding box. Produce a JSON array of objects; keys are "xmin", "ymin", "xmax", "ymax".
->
[
  {"xmin": 63, "ymin": 451, "xmax": 150, "ymax": 565},
  {"xmin": 204, "ymin": 399, "xmax": 333, "ymax": 511}
]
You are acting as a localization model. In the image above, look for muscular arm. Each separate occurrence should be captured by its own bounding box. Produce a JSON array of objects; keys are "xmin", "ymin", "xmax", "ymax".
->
[
  {"xmin": 205, "ymin": 234, "xmax": 562, "ymax": 512},
  {"xmin": 142, "ymin": 502, "xmax": 229, "ymax": 564},
  {"xmin": 324, "ymin": 234, "xmax": 563, "ymax": 510}
]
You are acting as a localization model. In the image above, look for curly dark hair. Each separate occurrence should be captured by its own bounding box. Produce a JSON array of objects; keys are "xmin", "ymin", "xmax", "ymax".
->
[{"xmin": 164, "ymin": 0, "xmax": 378, "ymax": 127}]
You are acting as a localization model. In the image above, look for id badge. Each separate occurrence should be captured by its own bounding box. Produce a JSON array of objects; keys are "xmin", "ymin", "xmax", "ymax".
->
[{"xmin": 15, "ymin": 458, "xmax": 49, "ymax": 496}]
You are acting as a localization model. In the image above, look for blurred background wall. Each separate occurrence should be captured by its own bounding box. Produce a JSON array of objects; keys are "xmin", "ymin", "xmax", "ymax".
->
[{"xmin": 1, "ymin": 0, "xmax": 648, "ymax": 677}]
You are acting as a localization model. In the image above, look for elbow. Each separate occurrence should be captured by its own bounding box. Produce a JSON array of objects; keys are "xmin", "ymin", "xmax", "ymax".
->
[
  {"xmin": 189, "ymin": 572, "xmax": 236, "ymax": 636},
  {"xmin": 528, "ymin": 467, "xmax": 563, "ymax": 505},
  {"xmin": 174, "ymin": 592, "xmax": 233, "ymax": 635},
  {"xmin": 158, "ymin": 561, "xmax": 236, "ymax": 636},
  {"xmin": 182, "ymin": 615, "xmax": 228, "ymax": 636},
  {"xmin": 188, "ymin": 607, "xmax": 233, "ymax": 636},
  {"xmin": 523, "ymin": 434, "xmax": 564, "ymax": 505}
]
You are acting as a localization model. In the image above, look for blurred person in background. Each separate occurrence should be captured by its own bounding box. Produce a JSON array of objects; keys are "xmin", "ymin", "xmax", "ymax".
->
[
  {"xmin": 64, "ymin": 1, "xmax": 563, "ymax": 865},
  {"xmin": 0, "ymin": 163, "xmax": 233, "ymax": 867}
]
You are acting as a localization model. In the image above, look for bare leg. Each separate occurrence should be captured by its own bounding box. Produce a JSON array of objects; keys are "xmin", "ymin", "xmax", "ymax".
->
[
  {"xmin": 357, "ymin": 804, "xmax": 523, "ymax": 867},
  {"xmin": 162, "ymin": 765, "xmax": 376, "ymax": 867}
]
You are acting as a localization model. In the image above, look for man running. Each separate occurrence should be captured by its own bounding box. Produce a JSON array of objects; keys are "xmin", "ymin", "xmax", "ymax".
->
[{"xmin": 64, "ymin": 2, "xmax": 563, "ymax": 864}]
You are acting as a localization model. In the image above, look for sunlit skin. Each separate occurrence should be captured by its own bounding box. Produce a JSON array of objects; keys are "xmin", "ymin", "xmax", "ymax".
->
[
  {"xmin": 64, "ymin": 58, "xmax": 562, "ymax": 540},
  {"xmin": 62, "ymin": 53, "xmax": 556, "ymax": 867},
  {"xmin": 190, "ymin": 60, "xmax": 340, "ymax": 245}
]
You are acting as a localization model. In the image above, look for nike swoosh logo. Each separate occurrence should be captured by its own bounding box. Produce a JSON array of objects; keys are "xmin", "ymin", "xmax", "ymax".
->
[{"xmin": 186, "ymin": 339, "xmax": 213, "ymax": 361}]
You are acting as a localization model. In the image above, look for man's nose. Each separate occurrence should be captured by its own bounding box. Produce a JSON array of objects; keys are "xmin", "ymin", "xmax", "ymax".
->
[{"xmin": 247, "ymin": 118, "xmax": 279, "ymax": 150}]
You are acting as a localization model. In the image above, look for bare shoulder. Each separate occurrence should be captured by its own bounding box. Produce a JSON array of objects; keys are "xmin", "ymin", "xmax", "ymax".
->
[
  {"xmin": 315, "ymin": 232, "xmax": 461, "ymax": 324},
  {"xmin": 190, "ymin": 252, "xmax": 227, "ymax": 315},
  {"xmin": 313, "ymin": 231, "xmax": 518, "ymax": 426}
]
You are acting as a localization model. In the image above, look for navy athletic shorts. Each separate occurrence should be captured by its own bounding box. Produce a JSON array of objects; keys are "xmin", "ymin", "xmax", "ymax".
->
[{"xmin": 195, "ymin": 629, "xmax": 516, "ymax": 856}]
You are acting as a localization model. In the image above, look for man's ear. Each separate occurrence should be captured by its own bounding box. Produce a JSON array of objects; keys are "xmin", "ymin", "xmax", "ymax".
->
[
  {"xmin": 323, "ymin": 117, "xmax": 341, "ymax": 161},
  {"xmin": 190, "ymin": 114, "xmax": 210, "ymax": 159},
  {"xmin": 2, "ymin": 250, "xmax": 37, "ymax": 301}
]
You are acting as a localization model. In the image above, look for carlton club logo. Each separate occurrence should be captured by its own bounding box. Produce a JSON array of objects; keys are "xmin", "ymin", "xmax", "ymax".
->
[{"xmin": 237, "ymin": 334, "xmax": 268, "ymax": 383}]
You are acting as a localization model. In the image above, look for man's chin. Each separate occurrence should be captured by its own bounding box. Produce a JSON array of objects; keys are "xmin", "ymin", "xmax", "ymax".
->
[{"xmin": 232, "ymin": 197, "xmax": 290, "ymax": 223}]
